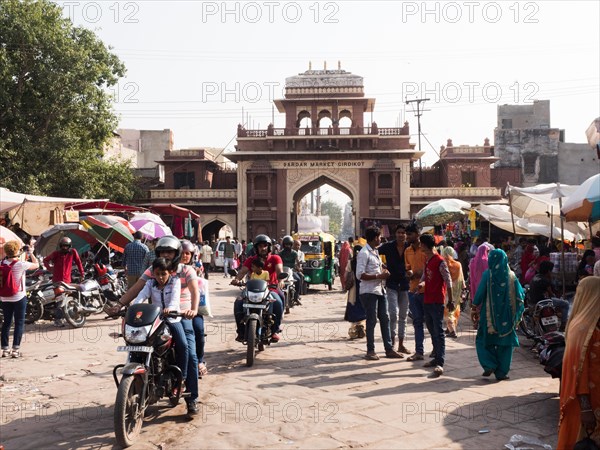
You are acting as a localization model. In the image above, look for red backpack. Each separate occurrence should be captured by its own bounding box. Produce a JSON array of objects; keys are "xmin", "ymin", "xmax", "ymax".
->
[{"xmin": 0, "ymin": 260, "xmax": 20, "ymax": 297}]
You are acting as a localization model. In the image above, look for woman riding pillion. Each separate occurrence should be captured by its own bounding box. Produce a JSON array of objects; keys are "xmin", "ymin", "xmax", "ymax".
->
[
  {"xmin": 114, "ymin": 236, "xmax": 200, "ymax": 417},
  {"xmin": 231, "ymin": 234, "xmax": 285, "ymax": 342},
  {"xmin": 180, "ymin": 240, "xmax": 208, "ymax": 377}
]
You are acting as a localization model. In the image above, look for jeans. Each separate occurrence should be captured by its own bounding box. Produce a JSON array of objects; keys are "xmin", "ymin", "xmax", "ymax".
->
[
  {"xmin": 387, "ymin": 288, "xmax": 409, "ymax": 342},
  {"xmin": 424, "ymin": 303, "xmax": 446, "ymax": 367},
  {"xmin": 234, "ymin": 292, "xmax": 283, "ymax": 336},
  {"xmin": 1, "ymin": 297, "xmax": 27, "ymax": 349},
  {"xmin": 359, "ymin": 293, "xmax": 393, "ymax": 353},
  {"xmin": 223, "ymin": 257, "xmax": 235, "ymax": 276},
  {"xmin": 167, "ymin": 321, "xmax": 189, "ymax": 380},
  {"xmin": 181, "ymin": 319, "xmax": 198, "ymax": 402},
  {"xmin": 192, "ymin": 315, "xmax": 205, "ymax": 364},
  {"xmin": 202, "ymin": 263, "xmax": 210, "ymax": 279},
  {"xmin": 408, "ymin": 292, "xmax": 425, "ymax": 355}
]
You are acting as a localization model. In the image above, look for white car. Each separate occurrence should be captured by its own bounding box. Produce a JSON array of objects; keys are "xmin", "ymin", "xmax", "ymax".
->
[{"xmin": 212, "ymin": 240, "xmax": 226, "ymax": 270}]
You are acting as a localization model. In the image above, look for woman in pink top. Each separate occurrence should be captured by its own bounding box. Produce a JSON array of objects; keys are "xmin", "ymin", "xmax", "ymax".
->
[{"xmin": 469, "ymin": 243, "xmax": 494, "ymax": 322}]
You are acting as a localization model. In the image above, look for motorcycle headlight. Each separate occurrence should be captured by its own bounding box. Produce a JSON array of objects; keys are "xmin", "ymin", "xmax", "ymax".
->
[
  {"xmin": 246, "ymin": 291, "xmax": 264, "ymax": 303},
  {"xmin": 124, "ymin": 324, "xmax": 152, "ymax": 344}
]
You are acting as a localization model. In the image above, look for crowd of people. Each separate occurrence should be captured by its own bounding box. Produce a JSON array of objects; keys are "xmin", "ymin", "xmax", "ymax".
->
[
  {"xmin": 1, "ymin": 220, "xmax": 599, "ymax": 444},
  {"xmin": 336, "ymin": 223, "xmax": 600, "ymax": 447}
]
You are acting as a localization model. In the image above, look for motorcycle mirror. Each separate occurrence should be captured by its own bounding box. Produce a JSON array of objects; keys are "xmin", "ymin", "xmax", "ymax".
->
[
  {"xmin": 228, "ymin": 269, "xmax": 238, "ymax": 277},
  {"xmin": 277, "ymin": 272, "xmax": 288, "ymax": 280},
  {"xmin": 108, "ymin": 332, "xmax": 122, "ymax": 339}
]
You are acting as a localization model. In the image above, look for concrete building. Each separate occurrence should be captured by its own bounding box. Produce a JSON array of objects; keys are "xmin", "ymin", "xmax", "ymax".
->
[{"xmin": 494, "ymin": 100, "xmax": 599, "ymax": 186}]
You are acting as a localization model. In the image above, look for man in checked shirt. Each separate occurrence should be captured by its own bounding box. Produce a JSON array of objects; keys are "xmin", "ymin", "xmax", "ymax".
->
[
  {"xmin": 416, "ymin": 233, "xmax": 454, "ymax": 378},
  {"xmin": 123, "ymin": 231, "xmax": 150, "ymax": 288}
]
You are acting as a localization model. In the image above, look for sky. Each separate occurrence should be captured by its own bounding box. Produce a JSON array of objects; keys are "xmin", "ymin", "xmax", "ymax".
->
[{"xmin": 57, "ymin": 0, "xmax": 600, "ymax": 206}]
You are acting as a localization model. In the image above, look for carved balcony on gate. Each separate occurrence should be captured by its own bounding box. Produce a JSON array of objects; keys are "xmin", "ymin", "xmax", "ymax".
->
[{"xmin": 149, "ymin": 189, "xmax": 237, "ymax": 200}]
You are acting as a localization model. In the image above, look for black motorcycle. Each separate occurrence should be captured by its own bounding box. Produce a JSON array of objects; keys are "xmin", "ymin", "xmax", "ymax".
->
[
  {"xmin": 112, "ymin": 304, "xmax": 184, "ymax": 448},
  {"xmin": 519, "ymin": 298, "xmax": 561, "ymax": 339},
  {"xmin": 535, "ymin": 331, "xmax": 565, "ymax": 379},
  {"xmin": 232, "ymin": 270, "xmax": 287, "ymax": 367}
]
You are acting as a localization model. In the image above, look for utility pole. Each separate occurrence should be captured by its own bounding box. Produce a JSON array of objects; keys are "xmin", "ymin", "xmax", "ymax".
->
[{"xmin": 405, "ymin": 98, "xmax": 429, "ymax": 186}]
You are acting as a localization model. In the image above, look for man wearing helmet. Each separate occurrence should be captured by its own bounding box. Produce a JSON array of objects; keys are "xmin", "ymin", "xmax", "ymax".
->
[
  {"xmin": 115, "ymin": 236, "xmax": 201, "ymax": 418},
  {"xmin": 278, "ymin": 235, "xmax": 302, "ymax": 305},
  {"xmin": 231, "ymin": 234, "xmax": 284, "ymax": 342},
  {"xmin": 43, "ymin": 237, "xmax": 85, "ymax": 327}
]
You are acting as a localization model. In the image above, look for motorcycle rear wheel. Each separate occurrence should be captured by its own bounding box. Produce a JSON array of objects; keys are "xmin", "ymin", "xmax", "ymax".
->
[
  {"xmin": 518, "ymin": 313, "xmax": 535, "ymax": 339},
  {"xmin": 25, "ymin": 297, "xmax": 44, "ymax": 324},
  {"xmin": 114, "ymin": 375, "xmax": 145, "ymax": 448},
  {"xmin": 63, "ymin": 296, "xmax": 87, "ymax": 328},
  {"xmin": 246, "ymin": 319, "xmax": 257, "ymax": 367}
]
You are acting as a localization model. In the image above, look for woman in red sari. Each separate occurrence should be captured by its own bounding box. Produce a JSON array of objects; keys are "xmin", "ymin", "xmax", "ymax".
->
[
  {"xmin": 557, "ymin": 276, "xmax": 600, "ymax": 449},
  {"xmin": 339, "ymin": 240, "xmax": 352, "ymax": 290},
  {"xmin": 519, "ymin": 241, "xmax": 536, "ymax": 284}
]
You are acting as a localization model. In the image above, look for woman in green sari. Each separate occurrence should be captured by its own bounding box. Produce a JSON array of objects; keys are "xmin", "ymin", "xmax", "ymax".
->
[{"xmin": 471, "ymin": 249, "xmax": 525, "ymax": 381}]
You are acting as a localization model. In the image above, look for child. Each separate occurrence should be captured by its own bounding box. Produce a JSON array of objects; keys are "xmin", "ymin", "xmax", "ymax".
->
[
  {"xmin": 250, "ymin": 259, "xmax": 269, "ymax": 281},
  {"xmin": 132, "ymin": 258, "xmax": 187, "ymax": 380}
]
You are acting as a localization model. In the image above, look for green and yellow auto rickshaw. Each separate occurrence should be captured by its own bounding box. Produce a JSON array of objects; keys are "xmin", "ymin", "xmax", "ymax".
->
[{"xmin": 293, "ymin": 232, "xmax": 336, "ymax": 290}]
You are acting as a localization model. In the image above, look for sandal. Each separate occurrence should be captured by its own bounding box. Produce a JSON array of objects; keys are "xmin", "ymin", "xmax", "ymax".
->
[
  {"xmin": 11, "ymin": 350, "xmax": 21, "ymax": 359},
  {"xmin": 198, "ymin": 362, "xmax": 208, "ymax": 377},
  {"xmin": 2, "ymin": 349, "xmax": 11, "ymax": 358},
  {"xmin": 407, "ymin": 353, "xmax": 424, "ymax": 361}
]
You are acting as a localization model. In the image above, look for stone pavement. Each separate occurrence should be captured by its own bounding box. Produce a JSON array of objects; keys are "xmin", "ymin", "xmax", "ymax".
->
[{"xmin": 0, "ymin": 275, "xmax": 560, "ymax": 449}]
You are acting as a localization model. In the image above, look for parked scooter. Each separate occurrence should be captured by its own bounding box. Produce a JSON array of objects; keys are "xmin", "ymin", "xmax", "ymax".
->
[
  {"xmin": 93, "ymin": 263, "xmax": 127, "ymax": 314},
  {"xmin": 111, "ymin": 305, "xmax": 185, "ymax": 448}
]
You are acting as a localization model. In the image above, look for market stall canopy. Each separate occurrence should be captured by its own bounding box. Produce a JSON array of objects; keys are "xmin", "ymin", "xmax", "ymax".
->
[
  {"xmin": 561, "ymin": 174, "xmax": 600, "ymax": 224},
  {"xmin": 66, "ymin": 201, "xmax": 148, "ymax": 214},
  {"xmin": 130, "ymin": 212, "xmax": 172, "ymax": 240},
  {"xmin": 80, "ymin": 215, "xmax": 134, "ymax": 253},
  {"xmin": 148, "ymin": 204, "xmax": 200, "ymax": 219},
  {"xmin": 0, "ymin": 225, "xmax": 24, "ymax": 259},
  {"xmin": 35, "ymin": 223, "xmax": 97, "ymax": 257},
  {"xmin": 415, "ymin": 199, "xmax": 471, "ymax": 227},
  {"xmin": 507, "ymin": 183, "xmax": 578, "ymax": 218},
  {"xmin": 0, "ymin": 187, "xmax": 107, "ymax": 236}
]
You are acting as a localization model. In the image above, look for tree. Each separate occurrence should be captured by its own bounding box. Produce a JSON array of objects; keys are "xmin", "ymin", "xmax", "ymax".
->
[
  {"xmin": 321, "ymin": 200, "xmax": 343, "ymax": 238},
  {"xmin": 0, "ymin": 0, "xmax": 137, "ymax": 201}
]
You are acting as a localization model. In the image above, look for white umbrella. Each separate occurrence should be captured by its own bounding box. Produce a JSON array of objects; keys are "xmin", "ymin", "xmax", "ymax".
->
[{"xmin": 415, "ymin": 199, "xmax": 471, "ymax": 227}]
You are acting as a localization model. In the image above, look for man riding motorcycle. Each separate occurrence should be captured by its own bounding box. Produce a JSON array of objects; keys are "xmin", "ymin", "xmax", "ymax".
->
[
  {"xmin": 278, "ymin": 235, "xmax": 302, "ymax": 305},
  {"xmin": 231, "ymin": 235, "xmax": 284, "ymax": 342}
]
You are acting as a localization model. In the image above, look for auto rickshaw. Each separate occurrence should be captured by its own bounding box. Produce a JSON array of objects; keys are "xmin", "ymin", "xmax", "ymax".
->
[{"xmin": 293, "ymin": 232, "xmax": 336, "ymax": 290}]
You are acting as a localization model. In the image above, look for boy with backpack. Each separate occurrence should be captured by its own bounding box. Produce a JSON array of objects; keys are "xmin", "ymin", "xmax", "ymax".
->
[{"xmin": 1, "ymin": 241, "xmax": 39, "ymax": 358}]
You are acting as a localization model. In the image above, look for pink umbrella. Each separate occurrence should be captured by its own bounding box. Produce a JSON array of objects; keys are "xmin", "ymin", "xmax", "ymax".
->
[
  {"xmin": 0, "ymin": 226, "xmax": 24, "ymax": 259},
  {"xmin": 130, "ymin": 213, "xmax": 172, "ymax": 240}
]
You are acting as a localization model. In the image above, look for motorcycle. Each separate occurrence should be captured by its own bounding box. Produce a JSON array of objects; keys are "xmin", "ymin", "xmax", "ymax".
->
[
  {"xmin": 92, "ymin": 263, "xmax": 127, "ymax": 314},
  {"xmin": 519, "ymin": 298, "xmax": 561, "ymax": 339},
  {"xmin": 112, "ymin": 305, "xmax": 184, "ymax": 448},
  {"xmin": 281, "ymin": 267, "xmax": 296, "ymax": 314},
  {"xmin": 232, "ymin": 270, "xmax": 287, "ymax": 367},
  {"xmin": 535, "ymin": 330, "xmax": 565, "ymax": 379},
  {"xmin": 53, "ymin": 276, "xmax": 105, "ymax": 328}
]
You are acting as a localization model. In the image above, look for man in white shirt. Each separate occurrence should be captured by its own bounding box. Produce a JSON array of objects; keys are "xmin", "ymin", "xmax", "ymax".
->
[
  {"xmin": 198, "ymin": 240, "xmax": 213, "ymax": 279},
  {"xmin": 356, "ymin": 226, "xmax": 403, "ymax": 361}
]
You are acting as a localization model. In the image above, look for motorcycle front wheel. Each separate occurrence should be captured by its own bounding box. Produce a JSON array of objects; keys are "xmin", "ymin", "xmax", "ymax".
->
[
  {"xmin": 25, "ymin": 297, "xmax": 44, "ymax": 324},
  {"xmin": 114, "ymin": 375, "xmax": 146, "ymax": 448},
  {"xmin": 63, "ymin": 296, "xmax": 87, "ymax": 328},
  {"xmin": 246, "ymin": 319, "xmax": 257, "ymax": 367}
]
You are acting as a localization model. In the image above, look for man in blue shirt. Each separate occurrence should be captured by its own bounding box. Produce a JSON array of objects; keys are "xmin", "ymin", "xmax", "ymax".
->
[
  {"xmin": 123, "ymin": 231, "xmax": 150, "ymax": 288},
  {"xmin": 378, "ymin": 224, "xmax": 411, "ymax": 354}
]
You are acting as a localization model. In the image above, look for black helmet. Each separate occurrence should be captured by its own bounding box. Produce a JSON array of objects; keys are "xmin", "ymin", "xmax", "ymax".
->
[
  {"xmin": 180, "ymin": 239, "xmax": 197, "ymax": 264},
  {"xmin": 155, "ymin": 235, "xmax": 182, "ymax": 267},
  {"xmin": 282, "ymin": 235, "xmax": 294, "ymax": 247},
  {"xmin": 253, "ymin": 234, "xmax": 272, "ymax": 254},
  {"xmin": 59, "ymin": 236, "xmax": 72, "ymax": 250}
]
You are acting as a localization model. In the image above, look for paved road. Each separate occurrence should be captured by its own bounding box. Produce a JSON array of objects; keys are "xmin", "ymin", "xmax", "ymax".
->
[{"xmin": 1, "ymin": 275, "xmax": 560, "ymax": 449}]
